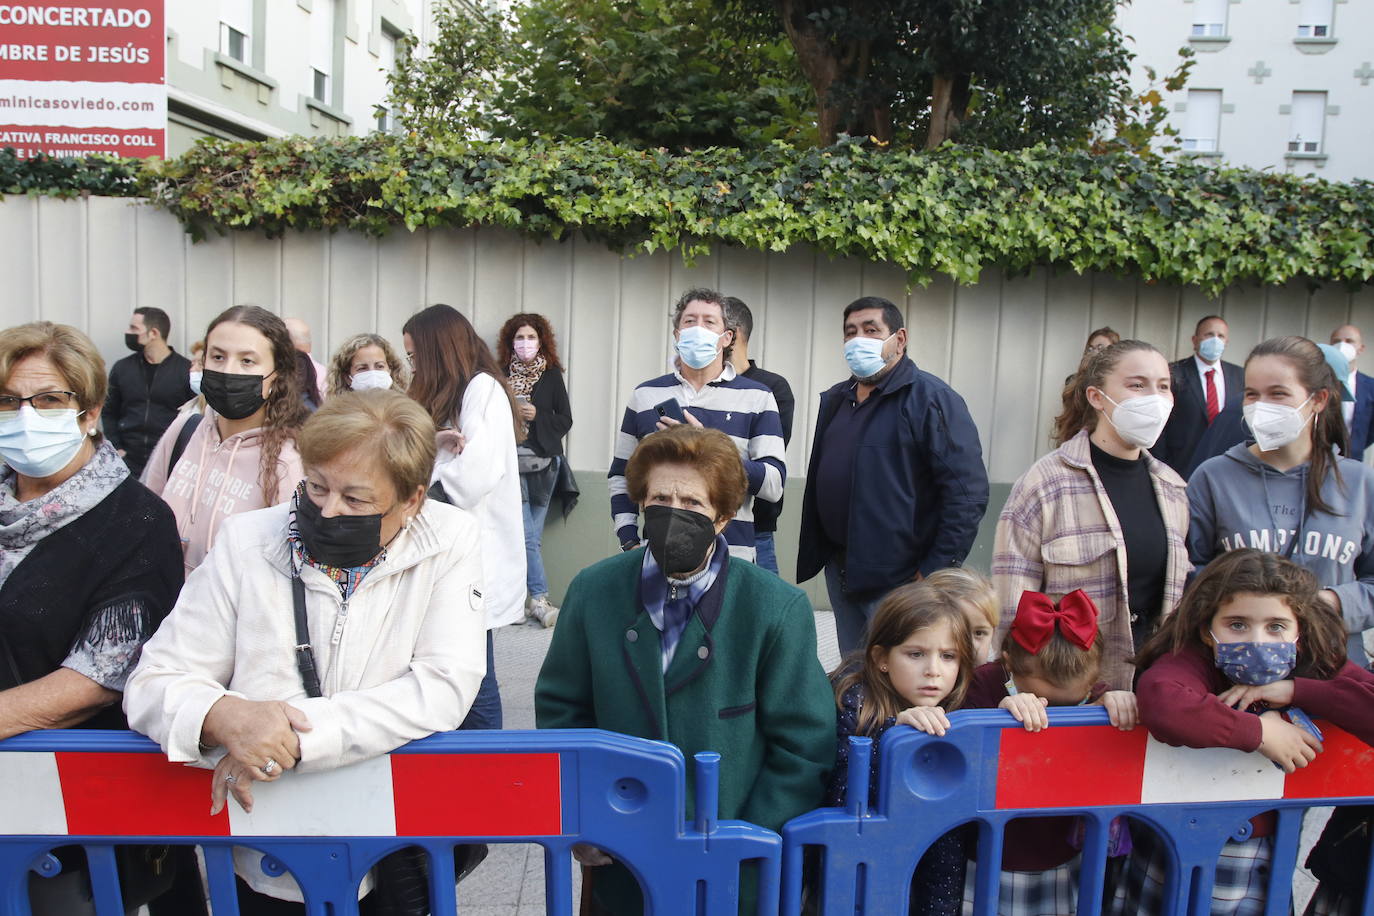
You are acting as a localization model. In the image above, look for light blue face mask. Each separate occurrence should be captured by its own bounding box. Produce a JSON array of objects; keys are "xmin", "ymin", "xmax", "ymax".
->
[
  {"xmin": 844, "ymin": 333, "xmax": 893, "ymax": 380},
  {"xmin": 1198, "ymin": 336, "xmax": 1225, "ymax": 362},
  {"xmin": 0, "ymin": 405, "xmax": 89, "ymax": 478},
  {"xmin": 676, "ymin": 325, "xmax": 722, "ymax": 370},
  {"xmin": 188, "ymin": 371, "xmax": 203, "ymax": 396}
]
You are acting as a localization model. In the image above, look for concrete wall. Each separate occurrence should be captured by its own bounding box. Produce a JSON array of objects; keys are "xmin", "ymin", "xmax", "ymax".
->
[{"xmin": 4, "ymin": 194, "xmax": 1372, "ymax": 605}]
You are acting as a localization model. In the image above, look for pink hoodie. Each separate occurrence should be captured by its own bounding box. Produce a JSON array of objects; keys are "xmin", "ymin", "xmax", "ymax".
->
[{"xmin": 143, "ymin": 409, "xmax": 303, "ymax": 574}]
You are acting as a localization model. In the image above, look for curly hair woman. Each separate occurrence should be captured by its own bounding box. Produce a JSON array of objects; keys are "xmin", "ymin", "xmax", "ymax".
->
[{"xmin": 143, "ymin": 305, "xmax": 308, "ymax": 573}]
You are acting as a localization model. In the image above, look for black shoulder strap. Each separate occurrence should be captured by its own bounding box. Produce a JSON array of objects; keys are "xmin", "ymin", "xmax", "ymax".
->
[
  {"xmin": 167, "ymin": 413, "xmax": 203, "ymax": 477},
  {"xmin": 292, "ymin": 575, "xmax": 323, "ymax": 698}
]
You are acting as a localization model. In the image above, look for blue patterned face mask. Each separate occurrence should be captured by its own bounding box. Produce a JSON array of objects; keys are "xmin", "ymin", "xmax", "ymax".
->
[{"xmin": 1211, "ymin": 636, "xmax": 1297, "ymax": 685}]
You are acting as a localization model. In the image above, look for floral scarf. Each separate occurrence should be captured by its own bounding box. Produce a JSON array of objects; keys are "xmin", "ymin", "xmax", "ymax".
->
[{"xmin": 0, "ymin": 441, "xmax": 128, "ymax": 589}]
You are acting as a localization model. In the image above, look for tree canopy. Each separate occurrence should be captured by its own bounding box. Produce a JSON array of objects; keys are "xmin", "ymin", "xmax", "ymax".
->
[
  {"xmin": 389, "ymin": 0, "xmax": 1146, "ymax": 152},
  {"xmin": 745, "ymin": 0, "xmax": 1134, "ymax": 148},
  {"xmin": 386, "ymin": 0, "xmax": 815, "ymax": 149}
]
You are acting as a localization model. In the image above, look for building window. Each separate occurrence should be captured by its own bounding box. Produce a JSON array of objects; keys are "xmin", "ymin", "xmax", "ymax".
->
[
  {"xmin": 1190, "ymin": 0, "xmax": 1228, "ymax": 36},
  {"xmin": 1297, "ymin": 0, "xmax": 1333, "ymax": 36},
  {"xmin": 219, "ymin": 0, "xmax": 253, "ymax": 63},
  {"xmin": 1181, "ymin": 89, "xmax": 1222, "ymax": 151},
  {"xmin": 375, "ymin": 29, "xmax": 397, "ymax": 132},
  {"xmin": 309, "ymin": 0, "xmax": 337, "ymax": 103},
  {"xmin": 1288, "ymin": 91, "xmax": 1326, "ymax": 154}
]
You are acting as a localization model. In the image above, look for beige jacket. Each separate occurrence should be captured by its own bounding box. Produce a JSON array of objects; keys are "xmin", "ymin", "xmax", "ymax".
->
[{"xmin": 124, "ymin": 499, "xmax": 486, "ymax": 900}]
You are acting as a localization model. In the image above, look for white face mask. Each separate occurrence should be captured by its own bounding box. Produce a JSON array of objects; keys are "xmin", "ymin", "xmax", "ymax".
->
[
  {"xmin": 1338, "ymin": 342, "xmax": 1358, "ymax": 364},
  {"xmin": 350, "ymin": 369, "xmax": 393, "ymax": 392},
  {"xmin": 0, "ymin": 405, "xmax": 89, "ymax": 478},
  {"xmin": 1098, "ymin": 392, "xmax": 1173, "ymax": 449},
  {"xmin": 1243, "ymin": 396, "xmax": 1314, "ymax": 452}
]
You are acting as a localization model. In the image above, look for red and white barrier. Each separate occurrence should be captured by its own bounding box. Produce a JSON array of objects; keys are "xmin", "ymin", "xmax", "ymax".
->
[{"xmin": 0, "ymin": 750, "xmax": 564, "ymax": 838}]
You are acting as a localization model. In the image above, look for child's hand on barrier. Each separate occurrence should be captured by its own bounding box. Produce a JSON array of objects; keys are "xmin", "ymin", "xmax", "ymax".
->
[
  {"xmin": 1258, "ymin": 710, "xmax": 1323, "ymax": 772},
  {"xmin": 1218, "ymin": 679, "xmax": 1295, "ymax": 711},
  {"xmin": 572, "ymin": 844, "xmax": 613, "ymax": 867},
  {"xmin": 999, "ymin": 693, "xmax": 1049, "ymax": 732},
  {"xmin": 896, "ymin": 706, "xmax": 951, "ymax": 736},
  {"xmin": 1098, "ymin": 691, "xmax": 1138, "ymax": 730}
]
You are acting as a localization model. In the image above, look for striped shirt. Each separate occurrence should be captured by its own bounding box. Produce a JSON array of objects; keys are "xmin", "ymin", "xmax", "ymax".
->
[{"xmin": 608, "ymin": 364, "xmax": 786, "ymax": 561}]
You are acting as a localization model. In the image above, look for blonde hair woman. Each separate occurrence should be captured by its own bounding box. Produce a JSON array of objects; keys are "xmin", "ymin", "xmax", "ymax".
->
[
  {"xmin": 325, "ymin": 333, "xmax": 408, "ymax": 396},
  {"xmin": 127, "ymin": 389, "xmax": 486, "ymax": 912},
  {"xmin": 0, "ymin": 322, "xmax": 182, "ymax": 913}
]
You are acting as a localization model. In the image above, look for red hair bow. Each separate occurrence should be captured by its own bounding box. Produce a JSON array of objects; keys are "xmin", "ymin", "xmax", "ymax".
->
[{"xmin": 1010, "ymin": 589, "xmax": 1099, "ymax": 654}]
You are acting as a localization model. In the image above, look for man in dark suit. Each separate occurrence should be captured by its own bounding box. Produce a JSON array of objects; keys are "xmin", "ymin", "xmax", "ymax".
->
[
  {"xmin": 1331, "ymin": 324, "xmax": 1374, "ymax": 460},
  {"xmin": 1157, "ymin": 315, "xmax": 1245, "ymax": 478}
]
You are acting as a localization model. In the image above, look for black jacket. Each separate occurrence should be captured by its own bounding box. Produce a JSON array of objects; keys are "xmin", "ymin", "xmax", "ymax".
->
[
  {"xmin": 741, "ymin": 361, "xmax": 795, "ymax": 534},
  {"xmin": 521, "ymin": 366, "xmax": 573, "ymax": 459},
  {"xmin": 104, "ymin": 350, "xmax": 193, "ymax": 476},
  {"xmin": 798, "ymin": 357, "xmax": 990, "ymax": 596},
  {"xmin": 1157, "ymin": 356, "xmax": 1245, "ymax": 478},
  {"xmin": 0, "ymin": 476, "xmax": 183, "ymax": 729}
]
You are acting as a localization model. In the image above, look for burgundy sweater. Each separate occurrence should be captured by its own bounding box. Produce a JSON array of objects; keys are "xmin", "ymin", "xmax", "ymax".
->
[
  {"xmin": 1137, "ymin": 644, "xmax": 1374, "ymax": 751},
  {"xmin": 1137, "ymin": 644, "xmax": 1374, "ymax": 837}
]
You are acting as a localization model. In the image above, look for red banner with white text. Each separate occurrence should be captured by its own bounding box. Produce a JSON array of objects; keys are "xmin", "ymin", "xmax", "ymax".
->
[{"xmin": 0, "ymin": 1, "xmax": 165, "ymax": 158}]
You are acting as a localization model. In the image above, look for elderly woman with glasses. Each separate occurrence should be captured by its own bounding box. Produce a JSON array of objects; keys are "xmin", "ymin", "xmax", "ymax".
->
[
  {"xmin": 126, "ymin": 389, "xmax": 487, "ymax": 913},
  {"xmin": 0, "ymin": 322, "xmax": 183, "ymax": 912}
]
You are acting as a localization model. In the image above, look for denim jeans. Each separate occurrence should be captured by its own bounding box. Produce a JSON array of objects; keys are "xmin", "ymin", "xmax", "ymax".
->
[
  {"xmin": 522, "ymin": 496, "xmax": 551, "ymax": 599},
  {"xmin": 458, "ymin": 630, "xmax": 502, "ymax": 730},
  {"xmin": 824, "ymin": 560, "xmax": 884, "ymax": 657},
  {"xmin": 754, "ymin": 531, "xmax": 779, "ymax": 575}
]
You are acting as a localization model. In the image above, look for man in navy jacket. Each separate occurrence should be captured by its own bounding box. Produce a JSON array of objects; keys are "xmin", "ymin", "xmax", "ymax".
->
[{"xmin": 797, "ymin": 296, "xmax": 989, "ymax": 654}]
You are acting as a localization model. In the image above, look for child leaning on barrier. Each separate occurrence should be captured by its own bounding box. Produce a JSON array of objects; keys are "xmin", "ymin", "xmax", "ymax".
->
[
  {"xmin": 1112, "ymin": 548, "xmax": 1374, "ymax": 916},
  {"xmin": 960, "ymin": 588, "xmax": 1138, "ymax": 915},
  {"xmin": 923, "ymin": 567, "xmax": 1000, "ymax": 664},
  {"xmin": 826, "ymin": 580, "xmax": 976, "ymax": 916}
]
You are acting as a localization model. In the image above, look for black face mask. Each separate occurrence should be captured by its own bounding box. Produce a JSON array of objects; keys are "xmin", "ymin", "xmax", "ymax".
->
[
  {"xmin": 201, "ymin": 369, "xmax": 270, "ymax": 420},
  {"xmin": 124, "ymin": 333, "xmax": 144, "ymax": 353},
  {"xmin": 296, "ymin": 490, "xmax": 392, "ymax": 568},
  {"xmin": 643, "ymin": 504, "xmax": 718, "ymax": 576}
]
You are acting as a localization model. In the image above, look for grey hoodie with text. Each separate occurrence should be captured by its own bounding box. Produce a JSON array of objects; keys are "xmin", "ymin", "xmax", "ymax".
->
[{"xmin": 1188, "ymin": 442, "xmax": 1374, "ymax": 661}]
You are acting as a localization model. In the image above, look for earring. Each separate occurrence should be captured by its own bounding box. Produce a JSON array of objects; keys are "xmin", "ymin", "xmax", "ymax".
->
[{"xmin": 880, "ymin": 665, "xmax": 888, "ymax": 673}]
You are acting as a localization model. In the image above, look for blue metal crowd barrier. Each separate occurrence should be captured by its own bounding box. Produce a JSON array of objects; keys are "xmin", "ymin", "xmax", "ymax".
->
[
  {"xmin": 782, "ymin": 707, "xmax": 1374, "ymax": 915},
  {"xmin": 0, "ymin": 727, "xmax": 780, "ymax": 916}
]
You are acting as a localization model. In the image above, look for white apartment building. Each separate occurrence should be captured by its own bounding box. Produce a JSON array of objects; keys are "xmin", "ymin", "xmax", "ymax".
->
[
  {"xmin": 164, "ymin": 0, "xmax": 438, "ymax": 156},
  {"xmin": 1116, "ymin": 0, "xmax": 1373, "ymax": 181}
]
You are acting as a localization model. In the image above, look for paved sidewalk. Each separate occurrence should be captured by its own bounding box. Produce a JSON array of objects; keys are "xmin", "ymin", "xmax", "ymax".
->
[{"xmin": 454, "ymin": 609, "xmax": 842, "ymax": 915}]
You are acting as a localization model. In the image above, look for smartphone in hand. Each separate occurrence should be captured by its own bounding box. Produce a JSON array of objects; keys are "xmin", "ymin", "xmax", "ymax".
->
[{"xmin": 654, "ymin": 398, "xmax": 686, "ymax": 423}]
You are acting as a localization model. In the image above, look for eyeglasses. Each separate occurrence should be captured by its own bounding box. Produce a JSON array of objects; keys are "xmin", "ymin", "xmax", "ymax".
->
[{"xmin": 0, "ymin": 390, "xmax": 80, "ymax": 420}]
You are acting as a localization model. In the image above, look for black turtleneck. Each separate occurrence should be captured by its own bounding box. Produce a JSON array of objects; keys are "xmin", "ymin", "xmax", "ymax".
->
[{"xmin": 1090, "ymin": 441, "xmax": 1167, "ymax": 648}]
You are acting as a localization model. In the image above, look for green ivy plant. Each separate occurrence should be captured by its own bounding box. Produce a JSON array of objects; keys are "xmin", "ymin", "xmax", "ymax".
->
[
  {"xmin": 0, "ymin": 148, "xmax": 142, "ymax": 197},
  {"xmin": 3, "ymin": 138, "xmax": 1371, "ymax": 295}
]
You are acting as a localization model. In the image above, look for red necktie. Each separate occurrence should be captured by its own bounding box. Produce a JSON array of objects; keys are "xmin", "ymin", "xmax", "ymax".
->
[{"xmin": 1205, "ymin": 368, "xmax": 1219, "ymax": 424}]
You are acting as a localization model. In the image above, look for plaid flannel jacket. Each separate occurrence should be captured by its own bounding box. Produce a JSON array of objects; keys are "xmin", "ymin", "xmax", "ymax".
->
[{"xmin": 992, "ymin": 429, "xmax": 1191, "ymax": 690}]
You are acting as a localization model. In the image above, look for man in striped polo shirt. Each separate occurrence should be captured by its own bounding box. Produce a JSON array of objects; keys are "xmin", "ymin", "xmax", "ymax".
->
[{"xmin": 608, "ymin": 288, "xmax": 786, "ymax": 562}]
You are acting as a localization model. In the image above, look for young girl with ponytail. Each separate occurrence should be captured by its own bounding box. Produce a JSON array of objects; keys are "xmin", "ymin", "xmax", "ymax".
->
[
  {"xmin": 1187, "ymin": 336, "xmax": 1374, "ymax": 665},
  {"xmin": 993, "ymin": 340, "xmax": 1191, "ymax": 689}
]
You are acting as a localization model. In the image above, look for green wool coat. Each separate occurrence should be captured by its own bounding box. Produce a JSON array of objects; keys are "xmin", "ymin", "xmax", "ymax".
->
[{"xmin": 535, "ymin": 548, "xmax": 836, "ymax": 913}]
